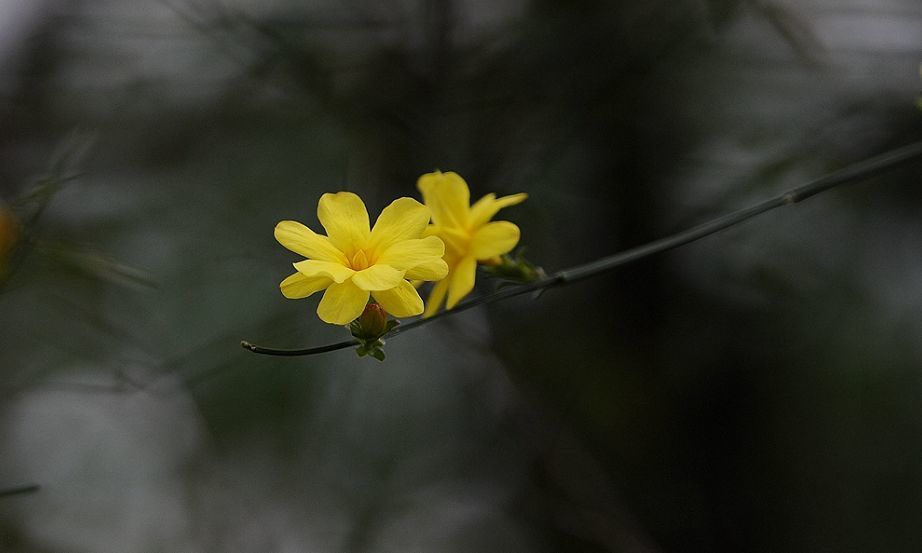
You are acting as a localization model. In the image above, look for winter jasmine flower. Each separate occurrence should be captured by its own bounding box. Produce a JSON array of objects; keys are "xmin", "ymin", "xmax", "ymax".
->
[
  {"xmin": 275, "ymin": 192, "xmax": 448, "ymax": 325},
  {"xmin": 417, "ymin": 171, "xmax": 526, "ymax": 316}
]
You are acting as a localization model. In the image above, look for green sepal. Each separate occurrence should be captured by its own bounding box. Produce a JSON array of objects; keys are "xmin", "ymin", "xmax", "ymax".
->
[
  {"xmin": 354, "ymin": 338, "xmax": 387, "ymax": 361},
  {"xmin": 482, "ymin": 249, "xmax": 546, "ymax": 283}
]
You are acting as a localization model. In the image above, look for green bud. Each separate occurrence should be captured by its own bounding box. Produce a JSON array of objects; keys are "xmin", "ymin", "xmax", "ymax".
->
[{"xmin": 349, "ymin": 302, "xmax": 399, "ymax": 362}]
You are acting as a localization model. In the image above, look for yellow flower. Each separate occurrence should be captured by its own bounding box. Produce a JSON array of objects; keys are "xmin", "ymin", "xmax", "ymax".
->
[
  {"xmin": 275, "ymin": 192, "xmax": 449, "ymax": 325},
  {"xmin": 417, "ymin": 171, "xmax": 527, "ymax": 317}
]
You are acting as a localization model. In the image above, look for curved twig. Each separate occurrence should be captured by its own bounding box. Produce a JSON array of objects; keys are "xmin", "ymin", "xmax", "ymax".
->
[{"xmin": 240, "ymin": 338, "xmax": 358, "ymax": 356}]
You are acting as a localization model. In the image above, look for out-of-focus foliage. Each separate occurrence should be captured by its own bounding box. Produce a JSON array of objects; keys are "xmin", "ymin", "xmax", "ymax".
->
[{"xmin": 1, "ymin": 0, "xmax": 921, "ymax": 552}]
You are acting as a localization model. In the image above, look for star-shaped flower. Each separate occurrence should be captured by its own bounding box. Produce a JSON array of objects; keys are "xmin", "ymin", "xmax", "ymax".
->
[
  {"xmin": 417, "ymin": 171, "xmax": 527, "ymax": 316},
  {"xmin": 275, "ymin": 192, "xmax": 448, "ymax": 325}
]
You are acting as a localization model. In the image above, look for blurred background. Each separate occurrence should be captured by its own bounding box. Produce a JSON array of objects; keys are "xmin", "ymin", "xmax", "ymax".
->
[{"xmin": 1, "ymin": 0, "xmax": 921, "ymax": 551}]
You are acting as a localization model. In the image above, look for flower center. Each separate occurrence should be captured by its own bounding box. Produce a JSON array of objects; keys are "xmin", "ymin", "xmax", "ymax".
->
[{"xmin": 351, "ymin": 249, "xmax": 370, "ymax": 270}]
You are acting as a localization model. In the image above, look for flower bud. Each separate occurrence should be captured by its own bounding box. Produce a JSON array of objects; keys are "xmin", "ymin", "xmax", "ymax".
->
[
  {"xmin": 351, "ymin": 303, "xmax": 389, "ymax": 338},
  {"xmin": 348, "ymin": 302, "xmax": 399, "ymax": 361}
]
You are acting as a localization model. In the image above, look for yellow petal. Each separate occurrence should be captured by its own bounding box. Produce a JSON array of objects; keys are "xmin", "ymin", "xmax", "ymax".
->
[
  {"xmin": 422, "ymin": 278, "xmax": 450, "ymax": 318},
  {"xmin": 279, "ymin": 272, "xmax": 331, "ymax": 299},
  {"xmin": 293, "ymin": 259, "xmax": 355, "ymax": 283},
  {"xmin": 274, "ymin": 221, "xmax": 347, "ymax": 263},
  {"xmin": 417, "ymin": 171, "xmax": 470, "ymax": 228},
  {"xmin": 446, "ymin": 256, "xmax": 477, "ymax": 309},
  {"xmin": 469, "ymin": 192, "xmax": 527, "ymax": 228},
  {"xmin": 368, "ymin": 197, "xmax": 431, "ymax": 251},
  {"xmin": 405, "ymin": 258, "xmax": 449, "ymax": 281},
  {"xmin": 426, "ymin": 225, "xmax": 470, "ymax": 256},
  {"xmin": 351, "ymin": 264, "xmax": 406, "ymax": 291},
  {"xmin": 317, "ymin": 280, "xmax": 369, "ymax": 324},
  {"xmin": 371, "ymin": 280, "xmax": 424, "ymax": 318},
  {"xmin": 317, "ymin": 192, "xmax": 370, "ymax": 254},
  {"xmin": 377, "ymin": 235, "xmax": 444, "ymax": 270},
  {"xmin": 470, "ymin": 221, "xmax": 520, "ymax": 260}
]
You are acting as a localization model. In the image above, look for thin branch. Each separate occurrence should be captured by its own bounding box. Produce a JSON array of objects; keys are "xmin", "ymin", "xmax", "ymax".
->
[
  {"xmin": 241, "ymin": 338, "xmax": 358, "ymax": 356},
  {"xmin": 242, "ymin": 140, "xmax": 922, "ymax": 357}
]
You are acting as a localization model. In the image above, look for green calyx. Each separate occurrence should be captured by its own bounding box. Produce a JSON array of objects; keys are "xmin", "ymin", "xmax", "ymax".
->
[
  {"xmin": 349, "ymin": 302, "xmax": 399, "ymax": 361},
  {"xmin": 482, "ymin": 250, "xmax": 545, "ymax": 283}
]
